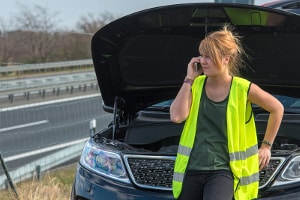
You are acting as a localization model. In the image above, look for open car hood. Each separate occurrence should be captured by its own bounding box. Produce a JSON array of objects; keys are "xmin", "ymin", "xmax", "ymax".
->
[{"xmin": 91, "ymin": 3, "xmax": 300, "ymax": 114}]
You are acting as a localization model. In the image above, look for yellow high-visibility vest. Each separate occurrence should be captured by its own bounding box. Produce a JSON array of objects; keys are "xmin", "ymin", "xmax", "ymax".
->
[{"xmin": 173, "ymin": 76, "xmax": 259, "ymax": 200}]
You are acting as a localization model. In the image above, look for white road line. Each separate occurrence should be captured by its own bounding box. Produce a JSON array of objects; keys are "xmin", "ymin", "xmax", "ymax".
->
[
  {"xmin": 3, "ymin": 138, "xmax": 88, "ymax": 162},
  {"xmin": 0, "ymin": 120, "xmax": 49, "ymax": 133}
]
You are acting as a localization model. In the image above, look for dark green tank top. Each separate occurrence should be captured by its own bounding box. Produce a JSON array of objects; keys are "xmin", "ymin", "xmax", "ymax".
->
[{"xmin": 188, "ymin": 85, "xmax": 230, "ymax": 171}]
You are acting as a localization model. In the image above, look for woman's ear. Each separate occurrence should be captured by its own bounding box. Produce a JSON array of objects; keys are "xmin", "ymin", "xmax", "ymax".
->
[{"xmin": 223, "ymin": 55, "xmax": 230, "ymax": 65}]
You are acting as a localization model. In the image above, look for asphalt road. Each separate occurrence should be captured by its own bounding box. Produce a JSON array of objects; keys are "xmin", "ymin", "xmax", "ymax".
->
[{"xmin": 0, "ymin": 94, "xmax": 112, "ymax": 173}]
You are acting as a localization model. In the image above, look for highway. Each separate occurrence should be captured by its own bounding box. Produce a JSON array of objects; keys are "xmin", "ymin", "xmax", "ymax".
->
[{"xmin": 0, "ymin": 94, "xmax": 112, "ymax": 174}]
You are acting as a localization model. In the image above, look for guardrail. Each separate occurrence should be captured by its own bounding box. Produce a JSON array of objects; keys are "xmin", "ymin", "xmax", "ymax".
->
[
  {"xmin": 0, "ymin": 59, "xmax": 93, "ymax": 78},
  {"xmin": 0, "ymin": 60, "xmax": 99, "ymax": 106},
  {"xmin": 0, "ymin": 73, "xmax": 99, "ymax": 105}
]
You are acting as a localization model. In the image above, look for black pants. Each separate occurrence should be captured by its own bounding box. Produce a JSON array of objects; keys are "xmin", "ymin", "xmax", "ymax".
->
[{"xmin": 178, "ymin": 170, "xmax": 234, "ymax": 200}]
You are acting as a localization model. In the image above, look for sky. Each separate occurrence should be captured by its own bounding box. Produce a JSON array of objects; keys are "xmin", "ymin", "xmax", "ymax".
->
[{"xmin": 1, "ymin": 0, "xmax": 271, "ymax": 29}]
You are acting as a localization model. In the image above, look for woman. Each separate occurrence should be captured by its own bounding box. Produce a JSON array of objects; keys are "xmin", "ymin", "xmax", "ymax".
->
[{"xmin": 170, "ymin": 25, "xmax": 284, "ymax": 200}]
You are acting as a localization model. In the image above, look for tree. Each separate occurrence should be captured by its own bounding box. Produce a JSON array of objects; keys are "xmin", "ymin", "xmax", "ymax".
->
[
  {"xmin": 0, "ymin": 18, "xmax": 20, "ymax": 65},
  {"xmin": 0, "ymin": 5, "xmax": 117, "ymax": 64},
  {"xmin": 15, "ymin": 4, "xmax": 61, "ymax": 62},
  {"xmin": 58, "ymin": 11, "xmax": 118, "ymax": 61},
  {"xmin": 76, "ymin": 11, "xmax": 116, "ymax": 34},
  {"xmin": 51, "ymin": 31, "xmax": 92, "ymax": 61}
]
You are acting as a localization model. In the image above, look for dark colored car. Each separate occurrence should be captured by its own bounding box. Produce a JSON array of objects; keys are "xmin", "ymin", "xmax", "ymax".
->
[
  {"xmin": 71, "ymin": 3, "xmax": 300, "ymax": 200},
  {"xmin": 262, "ymin": 0, "xmax": 300, "ymax": 14}
]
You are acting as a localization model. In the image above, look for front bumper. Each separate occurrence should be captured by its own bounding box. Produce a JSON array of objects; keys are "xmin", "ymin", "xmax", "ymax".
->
[
  {"xmin": 72, "ymin": 164, "xmax": 174, "ymax": 200},
  {"xmin": 258, "ymin": 187, "xmax": 300, "ymax": 200},
  {"xmin": 72, "ymin": 164, "xmax": 300, "ymax": 200}
]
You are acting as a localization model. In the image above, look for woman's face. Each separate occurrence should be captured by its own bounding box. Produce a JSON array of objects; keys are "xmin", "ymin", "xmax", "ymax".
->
[
  {"xmin": 200, "ymin": 55, "xmax": 218, "ymax": 76},
  {"xmin": 200, "ymin": 54, "xmax": 229, "ymax": 77}
]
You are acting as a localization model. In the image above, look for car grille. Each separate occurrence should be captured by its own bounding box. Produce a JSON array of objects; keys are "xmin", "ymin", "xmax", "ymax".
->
[
  {"xmin": 124, "ymin": 155, "xmax": 285, "ymax": 191},
  {"xmin": 124, "ymin": 155, "xmax": 175, "ymax": 191},
  {"xmin": 259, "ymin": 157, "xmax": 285, "ymax": 189}
]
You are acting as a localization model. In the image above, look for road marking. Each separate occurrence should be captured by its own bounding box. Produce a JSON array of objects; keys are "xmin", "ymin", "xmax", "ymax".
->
[
  {"xmin": 0, "ymin": 93, "xmax": 101, "ymax": 112},
  {"xmin": 0, "ymin": 120, "xmax": 49, "ymax": 133},
  {"xmin": 3, "ymin": 138, "xmax": 88, "ymax": 162}
]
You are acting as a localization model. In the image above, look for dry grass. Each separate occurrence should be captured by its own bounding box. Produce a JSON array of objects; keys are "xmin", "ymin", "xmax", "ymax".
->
[{"xmin": 0, "ymin": 164, "xmax": 77, "ymax": 200}]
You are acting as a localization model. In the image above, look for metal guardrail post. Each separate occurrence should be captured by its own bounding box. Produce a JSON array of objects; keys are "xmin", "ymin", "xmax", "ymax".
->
[
  {"xmin": 8, "ymin": 94, "xmax": 14, "ymax": 103},
  {"xmin": 26, "ymin": 91, "xmax": 30, "ymax": 101},
  {"xmin": 42, "ymin": 90, "xmax": 46, "ymax": 98},
  {"xmin": 0, "ymin": 150, "xmax": 19, "ymax": 199},
  {"xmin": 36, "ymin": 165, "xmax": 41, "ymax": 181}
]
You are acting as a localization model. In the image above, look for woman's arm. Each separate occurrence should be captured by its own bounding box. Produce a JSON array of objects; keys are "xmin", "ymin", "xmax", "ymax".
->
[
  {"xmin": 170, "ymin": 80, "xmax": 193, "ymax": 123},
  {"xmin": 248, "ymin": 83, "xmax": 284, "ymax": 170},
  {"xmin": 170, "ymin": 57, "xmax": 202, "ymax": 123}
]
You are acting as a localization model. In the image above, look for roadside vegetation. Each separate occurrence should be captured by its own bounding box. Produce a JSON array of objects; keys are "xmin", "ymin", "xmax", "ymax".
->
[
  {"xmin": 0, "ymin": 164, "xmax": 77, "ymax": 200},
  {"xmin": 0, "ymin": 4, "xmax": 116, "ymax": 65}
]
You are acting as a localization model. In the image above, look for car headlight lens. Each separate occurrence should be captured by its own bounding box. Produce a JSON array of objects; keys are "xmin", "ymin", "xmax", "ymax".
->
[
  {"xmin": 273, "ymin": 156, "xmax": 300, "ymax": 187},
  {"xmin": 282, "ymin": 156, "xmax": 300, "ymax": 179},
  {"xmin": 80, "ymin": 141, "xmax": 130, "ymax": 183}
]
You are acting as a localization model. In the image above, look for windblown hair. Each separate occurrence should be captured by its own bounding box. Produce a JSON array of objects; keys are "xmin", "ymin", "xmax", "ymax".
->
[{"xmin": 199, "ymin": 24, "xmax": 247, "ymax": 76}]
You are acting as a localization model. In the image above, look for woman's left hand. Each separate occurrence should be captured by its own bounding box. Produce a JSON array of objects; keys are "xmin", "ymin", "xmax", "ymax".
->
[{"xmin": 258, "ymin": 146, "xmax": 271, "ymax": 171}]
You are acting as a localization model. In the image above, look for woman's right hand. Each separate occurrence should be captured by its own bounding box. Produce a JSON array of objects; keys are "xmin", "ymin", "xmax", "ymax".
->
[{"xmin": 186, "ymin": 56, "xmax": 203, "ymax": 79}]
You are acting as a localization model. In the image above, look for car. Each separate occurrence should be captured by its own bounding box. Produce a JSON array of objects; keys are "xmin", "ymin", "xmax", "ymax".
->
[
  {"xmin": 71, "ymin": 3, "xmax": 300, "ymax": 200},
  {"xmin": 262, "ymin": 0, "xmax": 300, "ymax": 14}
]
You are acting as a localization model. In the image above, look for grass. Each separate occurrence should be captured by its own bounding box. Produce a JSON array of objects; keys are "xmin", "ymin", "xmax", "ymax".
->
[{"xmin": 0, "ymin": 164, "xmax": 77, "ymax": 200}]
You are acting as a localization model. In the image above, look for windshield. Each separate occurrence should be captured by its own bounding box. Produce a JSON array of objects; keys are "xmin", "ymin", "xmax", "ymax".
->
[
  {"xmin": 150, "ymin": 95, "xmax": 300, "ymax": 113},
  {"xmin": 275, "ymin": 95, "xmax": 300, "ymax": 108}
]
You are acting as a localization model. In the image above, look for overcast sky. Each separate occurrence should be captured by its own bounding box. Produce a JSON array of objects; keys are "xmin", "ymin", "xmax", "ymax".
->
[{"xmin": 1, "ymin": 0, "xmax": 270, "ymax": 29}]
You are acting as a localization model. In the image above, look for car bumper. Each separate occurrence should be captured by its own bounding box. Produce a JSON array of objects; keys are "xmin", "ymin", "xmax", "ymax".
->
[
  {"xmin": 72, "ymin": 164, "xmax": 300, "ymax": 200},
  {"xmin": 258, "ymin": 188, "xmax": 300, "ymax": 200},
  {"xmin": 72, "ymin": 164, "xmax": 174, "ymax": 200}
]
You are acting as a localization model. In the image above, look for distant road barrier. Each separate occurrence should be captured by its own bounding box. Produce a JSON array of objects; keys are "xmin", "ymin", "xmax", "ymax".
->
[
  {"xmin": 0, "ymin": 72, "xmax": 98, "ymax": 105},
  {"xmin": 0, "ymin": 60, "xmax": 99, "ymax": 105},
  {"xmin": 0, "ymin": 59, "xmax": 93, "ymax": 79}
]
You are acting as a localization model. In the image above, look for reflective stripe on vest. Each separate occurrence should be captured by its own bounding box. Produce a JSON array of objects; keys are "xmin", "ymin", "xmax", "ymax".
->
[
  {"xmin": 229, "ymin": 144, "xmax": 257, "ymax": 161},
  {"xmin": 177, "ymin": 145, "xmax": 192, "ymax": 156},
  {"xmin": 172, "ymin": 76, "xmax": 259, "ymax": 200}
]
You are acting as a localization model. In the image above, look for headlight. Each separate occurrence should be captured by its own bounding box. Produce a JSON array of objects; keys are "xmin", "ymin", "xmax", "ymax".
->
[
  {"xmin": 282, "ymin": 156, "xmax": 300, "ymax": 179},
  {"xmin": 273, "ymin": 155, "xmax": 300, "ymax": 187},
  {"xmin": 80, "ymin": 141, "xmax": 130, "ymax": 183}
]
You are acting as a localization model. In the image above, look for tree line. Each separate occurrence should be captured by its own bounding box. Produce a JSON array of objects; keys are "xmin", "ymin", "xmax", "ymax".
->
[{"xmin": 0, "ymin": 4, "xmax": 116, "ymax": 66}]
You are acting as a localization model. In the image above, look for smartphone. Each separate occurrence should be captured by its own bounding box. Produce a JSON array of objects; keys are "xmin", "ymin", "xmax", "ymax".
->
[{"xmin": 194, "ymin": 62, "xmax": 201, "ymax": 72}]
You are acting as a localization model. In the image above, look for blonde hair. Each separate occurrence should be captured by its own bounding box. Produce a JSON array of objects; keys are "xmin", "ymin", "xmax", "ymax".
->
[{"xmin": 199, "ymin": 24, "xmax": 247, "ymax": 76}]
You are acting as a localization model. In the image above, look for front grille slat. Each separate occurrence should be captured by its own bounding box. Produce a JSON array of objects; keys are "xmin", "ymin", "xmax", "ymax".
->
[
  {"xmin": 124, "ymin": 155, "xmax": 285, "ymax": 191},
  {"xmin": 259, "ymin": 157, "xmax": 285, "ymax": 189}
]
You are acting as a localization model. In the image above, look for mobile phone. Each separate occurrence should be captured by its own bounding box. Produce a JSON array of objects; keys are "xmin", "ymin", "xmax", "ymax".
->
[{"xmin": 194, "ymin": 62, "xmax": 201, "ymax": 72}]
